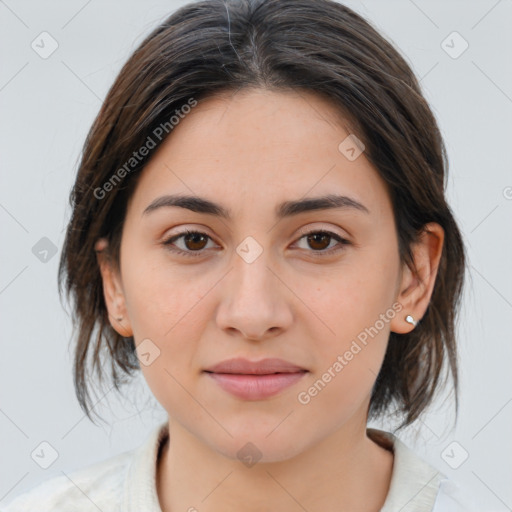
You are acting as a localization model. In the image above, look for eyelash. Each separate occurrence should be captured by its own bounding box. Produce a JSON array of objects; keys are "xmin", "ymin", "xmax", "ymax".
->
[{"xmin": 162, "ymin": 228, "xmax": 350, "ymax": 258}]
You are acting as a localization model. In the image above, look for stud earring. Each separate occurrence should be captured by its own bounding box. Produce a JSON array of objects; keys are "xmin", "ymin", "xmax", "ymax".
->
[
  {"xmin": 116, "ymin": 315, "xmax": 123, "ymax": 322},
  {"xmin": 405, "ymin": 315, "xmax": 417, "ymax": 327}
]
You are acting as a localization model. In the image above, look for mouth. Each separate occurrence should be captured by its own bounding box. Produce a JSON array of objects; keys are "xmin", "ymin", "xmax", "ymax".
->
[{"xmin": 203, "ymin": 358, "xmax": 308, "ymax": 400}]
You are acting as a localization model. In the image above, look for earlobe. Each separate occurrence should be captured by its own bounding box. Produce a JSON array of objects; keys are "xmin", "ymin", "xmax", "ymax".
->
[
  {"xmin": 391, "ymin": 264, "xmax": 421, "ymax": 334},
  {"xmin": 94, "ymin": 238, "xmax": 133, "ymax": 338},
  {"xmin": 390, "ymin": 223, "xmax": 444, "ymax": 334}
]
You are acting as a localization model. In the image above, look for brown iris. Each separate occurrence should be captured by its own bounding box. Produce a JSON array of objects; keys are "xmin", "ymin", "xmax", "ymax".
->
[
  {"xmin": 183, "ymin": 232, "xmax": 208, "ymax": 251},
  {"xmin": 306, "ymin": 232, "xmax": 331, "ymax": 251}
]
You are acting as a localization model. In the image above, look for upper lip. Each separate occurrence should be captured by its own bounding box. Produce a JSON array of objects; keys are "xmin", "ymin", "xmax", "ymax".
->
[{"xmin": 204, "ymin": 358, "xmax": 307, "ymax": 375}]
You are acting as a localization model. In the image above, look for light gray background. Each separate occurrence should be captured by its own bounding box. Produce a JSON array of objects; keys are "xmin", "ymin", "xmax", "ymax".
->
[{"xmin": 1, "ymin": 0, "xmax": 511, "ymax": 509}]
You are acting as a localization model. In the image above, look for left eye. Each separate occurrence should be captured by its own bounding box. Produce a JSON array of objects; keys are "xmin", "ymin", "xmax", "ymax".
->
[
  {"xmin": 294, "ymin": 230, "xmax": 349, "ymax": 254},
  {"xmin": 162, "ymin": 229, "xmax": 349, "ymax": 257}
]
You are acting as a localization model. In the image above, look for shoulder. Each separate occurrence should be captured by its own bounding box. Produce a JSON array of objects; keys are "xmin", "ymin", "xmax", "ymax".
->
[
  {"xmin": 1, "ymin": 449, "xmax": 132, "ymax": 512},
  {"xmin": 1, "ymin": 420, "xmax": 169, "ymax": 512},
  {"xmin": 367, "ymin": 428, "xmax": 480, "ymax": 512}
]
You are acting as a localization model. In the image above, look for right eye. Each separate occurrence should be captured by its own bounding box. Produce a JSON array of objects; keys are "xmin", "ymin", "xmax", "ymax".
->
[{"xmin": 162, "ymin": 230, "xmax": 218, "ymax": 257}]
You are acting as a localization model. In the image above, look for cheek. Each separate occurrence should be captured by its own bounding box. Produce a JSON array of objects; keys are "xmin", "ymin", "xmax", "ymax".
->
[
  {"xmin": 121, "ymin": 244, "xmax": 209, "ymax": 341},
  {"xmin": 120, "ymin": 254, "xmax": 213, "ymax": 413},
  {"xmin": 294, "ymin": 280, "xmax": 392, "ymax": 424},
  {"xmin": 292, "ymin": 251, "xmax": 398, "ymax": 404},
  {"xmin": 119, "ymin": 246, "xmax": 215, "ymax": 399},
  {"xmin": 295, "ymin": 257, "xmax": 398, "ymax": 347}
]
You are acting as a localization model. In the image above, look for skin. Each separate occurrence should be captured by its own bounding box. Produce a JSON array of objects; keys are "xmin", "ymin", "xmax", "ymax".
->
[{"xmin": 95, "ymin": 88, "xmax": 444, "ymax": 512}]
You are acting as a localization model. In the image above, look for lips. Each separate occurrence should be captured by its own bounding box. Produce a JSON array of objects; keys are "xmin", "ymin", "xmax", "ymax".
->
[
  {"xmin": 204, "ymin": 357, "xmax": 307, "ymax": 375},
  {"xmin": 203, "ymin": 358, "xmax": 308, "ymax": 400}
]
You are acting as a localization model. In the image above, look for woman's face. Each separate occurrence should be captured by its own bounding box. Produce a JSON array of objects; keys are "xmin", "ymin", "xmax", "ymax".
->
[{"xmin": 99, "ymin": 88, "xmax": 415, "ymax": 461}]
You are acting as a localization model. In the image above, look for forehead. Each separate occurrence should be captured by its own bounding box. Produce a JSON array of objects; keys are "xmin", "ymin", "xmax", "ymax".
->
[
  {"xmin": 127, "ymin": 88, "xmax": 390, "ymax": 219},
  {"xmin": 163, "ymin": 88, "xmax": 353, "ymax": 162}
]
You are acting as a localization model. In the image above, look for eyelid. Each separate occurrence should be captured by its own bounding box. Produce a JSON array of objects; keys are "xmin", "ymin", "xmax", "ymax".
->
[{"xmin": 294, "ymin": 223, "xmax": 349, "ymax": 240}]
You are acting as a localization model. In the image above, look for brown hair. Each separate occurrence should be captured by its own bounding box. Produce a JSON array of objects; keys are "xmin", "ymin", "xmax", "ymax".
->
[{"xmin": 58, "ymin": 0, "xmax": 466, "ymax": 429}]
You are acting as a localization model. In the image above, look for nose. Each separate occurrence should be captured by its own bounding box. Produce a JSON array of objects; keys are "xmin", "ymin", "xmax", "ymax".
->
[{"xmin": 214, "ymin": 247, "xmax": 293, "ymax": 341}]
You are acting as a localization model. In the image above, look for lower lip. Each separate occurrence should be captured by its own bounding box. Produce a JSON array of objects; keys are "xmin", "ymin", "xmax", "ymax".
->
[{"xmin": 205, "ymin": 372, "xmax": 307, "ymax": 400}]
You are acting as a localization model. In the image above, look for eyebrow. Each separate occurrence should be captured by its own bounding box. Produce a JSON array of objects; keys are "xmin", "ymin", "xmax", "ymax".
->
[{"xmin": 142, "ymin": 193, "xmax": 370, "ymax": 219}]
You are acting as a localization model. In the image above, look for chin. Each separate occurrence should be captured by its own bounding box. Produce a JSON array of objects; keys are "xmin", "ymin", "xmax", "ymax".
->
[{"xmin": 200, "ymin": 425, "xmax": 311, "ymax": 465}]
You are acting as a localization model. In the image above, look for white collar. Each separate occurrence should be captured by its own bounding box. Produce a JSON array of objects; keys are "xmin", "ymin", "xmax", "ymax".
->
[
  {"xmin": 367, "ymin": 428, "xmax": 446, "ymax": 511},
  {"xmin": 121, "ymin": 422, "xmax": 447, "ymax": 512}
]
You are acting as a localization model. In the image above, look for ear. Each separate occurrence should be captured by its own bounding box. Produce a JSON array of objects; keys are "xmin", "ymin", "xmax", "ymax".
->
[
  {"xmin": 390, "ymin": 222, "xmax": 444, "ymax": 334},
  {"xmin": 95, "ymin": 238, "xmax": 133, "ymax": 338}
]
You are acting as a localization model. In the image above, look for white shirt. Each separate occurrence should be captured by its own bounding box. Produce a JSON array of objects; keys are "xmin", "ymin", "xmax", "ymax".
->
[{"xmin": 1, "ymin": 421, "xmax": 476, "ymax": 511}]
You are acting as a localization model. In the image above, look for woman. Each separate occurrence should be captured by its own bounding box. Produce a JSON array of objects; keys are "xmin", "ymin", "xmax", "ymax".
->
[{"xmin": 3, "ymin": 0, "xmax": 475, "ymax": 510}]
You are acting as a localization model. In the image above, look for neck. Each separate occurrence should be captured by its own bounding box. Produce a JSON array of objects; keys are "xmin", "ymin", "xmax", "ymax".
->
[{"xmin": 156, "ymin": 414, "xmax": 394, "ymax": 512}]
